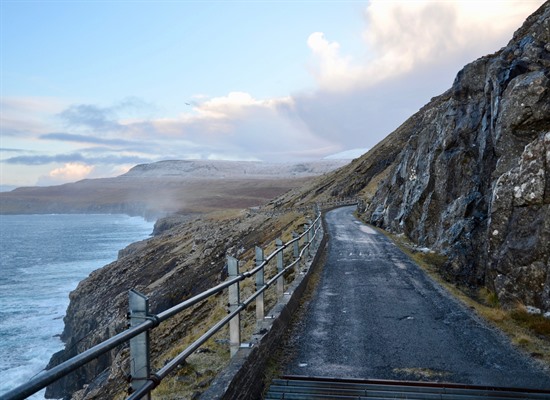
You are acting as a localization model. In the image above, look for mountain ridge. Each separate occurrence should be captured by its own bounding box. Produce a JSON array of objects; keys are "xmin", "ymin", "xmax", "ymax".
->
[
  {"xmin": 0, "ymin": 159, "xmax": 349, "ymax": 218},
  {"xmin": 121, "ymin": 159, "xmax": 349, "ymax": 178}
]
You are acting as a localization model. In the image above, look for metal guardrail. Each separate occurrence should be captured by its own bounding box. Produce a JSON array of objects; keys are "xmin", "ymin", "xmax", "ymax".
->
[
  {"xmin": 2, "ymin": 212, "xmax": 326, "ymax": 400},
  {"xmin": 253, "ymin": 197, "xmax": 360, "ymax": 217},
  {"xmin": 267, "ymin": 376, "xmax": 550, "ymax": 400}
]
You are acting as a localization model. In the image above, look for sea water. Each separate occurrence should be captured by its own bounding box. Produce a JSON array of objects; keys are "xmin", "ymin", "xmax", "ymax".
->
[{"xmin": 0, "ymin": 214, "xmax": 154, "ymax": 398}]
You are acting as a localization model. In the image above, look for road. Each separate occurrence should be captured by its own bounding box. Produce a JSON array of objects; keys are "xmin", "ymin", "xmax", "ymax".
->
[{"xmin": 281, "ymin": 206, "xmax": 550, "ymax": 388}]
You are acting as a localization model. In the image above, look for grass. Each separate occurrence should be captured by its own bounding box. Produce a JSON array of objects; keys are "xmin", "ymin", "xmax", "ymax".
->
[
  {"xmin": 140, "ymin": 210, "xmax": 319, "ymax": 399},
  {"xmin": 510, "ymin": 306, "xmax": 550, "ymax": 338},
  {"xmin": 385, "ymin": 231, "xmax": 550, "ymax": 369},
  {"xmin": 150, "ymin": 296, "xmax": 231, "ymax": 399}
]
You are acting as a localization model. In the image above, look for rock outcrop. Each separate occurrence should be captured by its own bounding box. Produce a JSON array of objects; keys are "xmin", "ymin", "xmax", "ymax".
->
[
  {"xmin": 364, "ymin": 2, "xmax": 550, "ymax": 310},
  {"xmin": 295, "ymin": 2, "xmax": 550, "ymax": 311}
]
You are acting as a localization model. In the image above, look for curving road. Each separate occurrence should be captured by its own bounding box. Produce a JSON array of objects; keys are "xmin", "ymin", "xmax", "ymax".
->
[{"xmin": 282, "ymin": 206, "xmax": 550, "ymax": 388}]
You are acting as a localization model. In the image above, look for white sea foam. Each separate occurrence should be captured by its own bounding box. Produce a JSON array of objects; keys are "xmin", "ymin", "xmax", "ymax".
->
[{"xmin": 0, "ymin": 214, "xmax": 154, "ymax": 398}]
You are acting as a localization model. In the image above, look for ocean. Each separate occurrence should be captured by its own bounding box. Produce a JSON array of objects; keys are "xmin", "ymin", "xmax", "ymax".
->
[{"xmin": 0, "ymin": 214, "xmax": 154, "ymax": 399}]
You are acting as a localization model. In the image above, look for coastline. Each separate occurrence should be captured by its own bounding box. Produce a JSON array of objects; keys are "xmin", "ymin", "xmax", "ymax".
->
[{"xmin": 0, "ymin": 214, "xmax": 155, "ymax": 398}]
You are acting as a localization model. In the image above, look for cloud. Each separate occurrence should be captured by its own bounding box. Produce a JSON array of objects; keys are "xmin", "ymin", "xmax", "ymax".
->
[
  {"xmin": 40, "ymin": 132, "xmax": 138, "ymax": 147},
  {"xmin": 5, "ymin": 152, "xmax": 150, "ymax": 166},
  {"xmin": 307, "ymin": 0, "xmax": 545, "ymax": 90},
  {"xmin": 58, "ymin": 104, "xmax": 121, "ymax": 132},
  {"xmin": 120, "ymin": 92, "xmax": 338, "ymax": 161},
  {"xmin": 306, "ymin": 32, "xmax": 362, "ymax": 91},
  {"xmin": 293, "ymin": 0, "xmax": 545, "ymax": 149},
  {"xmin": 0, "ymin": 147, "xmax": 27, "ymax": 153},
  {"xmin": 2, "ymin": 1, "xmax": 543, "ymax": 187},
  {"xmin": 48, "ymin": 162, "xmax": 94, "ymax": 181},
  {"xmin": 57, "ymin": 96, "xmax": 156, "ymax": 132},
  {"xmin": 37, "ymin": 163, "xmax": 141, "ymax": 186}
]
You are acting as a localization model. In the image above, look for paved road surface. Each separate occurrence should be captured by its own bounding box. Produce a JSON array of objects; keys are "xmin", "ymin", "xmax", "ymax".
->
[{"xmin": 282, "ymin": 206, "xmax": 550, "ymax": 388}]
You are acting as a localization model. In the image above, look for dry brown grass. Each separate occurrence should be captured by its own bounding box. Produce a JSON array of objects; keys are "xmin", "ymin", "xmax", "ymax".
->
[
  {"xmin": 357, "ymin": 165, "xmax": 391, "ymax": 202},
  {"xmin": 147, "ymin": 211, "xmax": 317, "ymax": 398},
  {"xmin": 510, "ymin": 305, "xmax": 550, "ymax": 339}
]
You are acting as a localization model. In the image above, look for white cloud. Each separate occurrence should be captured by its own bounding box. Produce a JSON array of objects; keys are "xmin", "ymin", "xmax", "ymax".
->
[
  {"xmin": 291, "ymin": 0, "xmax": 545, "ymax": 150},
  {"xmin": 121, "ymin": 91, "xmax": 337, "ymax": 161},
  {"xmin": 306, "ymin": 0, "xmax": 545, "ymax": 90},
  {"xmin": 194, "ymin": 91, "xmax": 264, "ymax": 119},
  {"xmin": 44, "ymin": 162, "xmax": 95, "ymax": 184},
  {"xmin": 307, "ymin": 32, "xmax": 362, "ymax": 90},
  {"xmin": 3, "ymin": 1, "xmax": 545, "ymax": 187}
]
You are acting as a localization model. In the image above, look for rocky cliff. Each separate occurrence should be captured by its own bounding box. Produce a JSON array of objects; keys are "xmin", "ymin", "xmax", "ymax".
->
[
  {"xmin": 45, "ymin": 209, "xmax": 309, "ymax": 399},
  {"xmin": 286, "ymin": 1, "xmax": 550, "ymax": 311},
  {"xmin": 365, "ymin": 2, "xmax": 550, "ymax": 311}
]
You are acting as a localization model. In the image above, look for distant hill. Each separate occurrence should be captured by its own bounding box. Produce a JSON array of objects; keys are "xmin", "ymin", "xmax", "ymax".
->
[
  {"xmin": 0, "ymin": 159, "xmax": 349, "ymax": 218},
  {"xmin": 122, "ymin": 159, "xmax": 348, "ymax": 179}
]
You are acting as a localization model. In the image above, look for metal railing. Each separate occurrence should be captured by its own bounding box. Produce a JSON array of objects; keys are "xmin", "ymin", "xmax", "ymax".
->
[
  {"xmin": 2, "ymin": 212, "xmax": 324, "ymax": 400},
  {"xmin": 253, "ymin": 197, "xmax": 359, "ymax": 217}
]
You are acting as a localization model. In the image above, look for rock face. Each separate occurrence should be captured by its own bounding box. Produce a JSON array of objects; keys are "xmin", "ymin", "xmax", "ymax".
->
[
  {"xmin": 44, "ymin": 210, "xmax": 303, "ymax": 399},
  {"xmin": 355, "ymin": 3, "xmax": 550, "ymax": 310}
]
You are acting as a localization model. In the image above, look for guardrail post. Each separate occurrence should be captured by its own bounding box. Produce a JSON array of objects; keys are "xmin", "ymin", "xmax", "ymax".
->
[
  {"xmin": 227, "ymin": 256, "xmax": 240, "ymax": 357},
  {"xmin": 303, "ymin": 223, "xmax": 310, "ymax": 263},
  {"xmin": 292, "ymin": 232, "xmax": 299, "ymax": 260},
  {"xmin": 306, "ymin": 220, "xmax": 313, "ymax": 257},
  {"xmin": 313, "ymin": 220, "xmax": 319, "ymax": 248},
  {"xmin": 317, "ymin": 216, "xmax": 324, "ymax": 244},
  {"xmin": 128, "ymin": 290, "xmax": 151, "ymax": 400},
  {"xmin": 255, "ymin": 246, "xmax": 265, "ymax": 321},
  {"xmin": 276, "ymin": 238, "xmax": 284, "ymax": 298}
]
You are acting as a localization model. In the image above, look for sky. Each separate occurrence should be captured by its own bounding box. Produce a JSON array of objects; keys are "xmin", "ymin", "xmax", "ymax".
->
[{"xmin": 0, "ymin": 0, "xmax": 545, "ymax": 189}]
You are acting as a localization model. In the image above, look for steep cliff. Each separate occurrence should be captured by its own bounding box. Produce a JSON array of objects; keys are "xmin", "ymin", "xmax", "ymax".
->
[
  {"xmin": 366, "ymin": 1, "xmax": 550, "ymax": 310},
  {"xmin": 296, "ymin": 2, "xmax": 550, "ymax": 311},
  {"xmin": 45, "ymin": 210, "xmax": 308, "ymax": 399}
]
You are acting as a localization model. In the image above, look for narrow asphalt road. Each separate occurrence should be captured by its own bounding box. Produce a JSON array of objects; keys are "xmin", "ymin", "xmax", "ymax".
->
[{"xmin": 282, "ymin": 206, "xmax": 550, "ymax": 389}]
